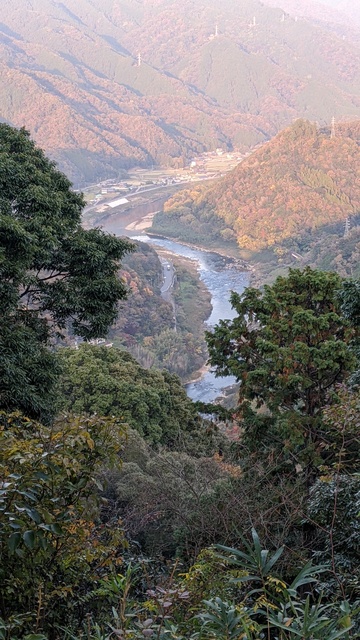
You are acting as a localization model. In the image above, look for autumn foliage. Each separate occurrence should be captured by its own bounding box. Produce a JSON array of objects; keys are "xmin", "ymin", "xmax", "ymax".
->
[{"xmin": 160, "ymin": 120, "xmax": 360, "ymax": 251}]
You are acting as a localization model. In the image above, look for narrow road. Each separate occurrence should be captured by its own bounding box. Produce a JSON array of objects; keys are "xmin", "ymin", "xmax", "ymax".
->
[
  {"xmin": 159, "ymin": 258, "xmax": 177, "ymax": 331},
  {"xmin": 160, "ymin": 259, "xmax": 174, "ymax": 293}
]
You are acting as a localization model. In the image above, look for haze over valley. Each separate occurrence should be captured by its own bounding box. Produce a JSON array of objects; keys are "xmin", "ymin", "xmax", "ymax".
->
[{"xmin": 1, "ymin": 0, "xmax": 360, "ymax": 184}]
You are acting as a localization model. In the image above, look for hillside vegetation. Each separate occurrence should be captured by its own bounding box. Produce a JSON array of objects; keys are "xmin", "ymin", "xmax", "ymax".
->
[
  {"xmin": 263, "ymin": 0, "xmax": 360, "ymax": 28},
  {"xmin": 2, "ymin": 128, "xmax": 360, "ymax": 638},
  {"xmin": 153, "ymin": 119, "xmax": 360, "ymax": 253},
  {"xmin": 1, "ymin": 0, "xmax": 360, "ymax": 183},
  {"xmin": 109, "ymin": 241, "xmax": 211, "ymax": 380}
]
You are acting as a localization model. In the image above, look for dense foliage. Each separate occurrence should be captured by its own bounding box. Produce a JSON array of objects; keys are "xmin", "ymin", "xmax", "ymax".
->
[
  {"xmin": 0, "ymin": 412, "xmax": 126, "ymax": 638},
  {"xmin": 2, "ymin": 269, "xmax": 360, "ymax": 638},
  {"xmin": 154, "ymin": 120, "xmax": 360, "ymax": 252},
  {"xmin": 0, "ymin": 124, "xmax": 132, "ymax": 421},
  {"xmin": 58, "ymin": 345, "xmax": 203, "ymax": 450},
  {"xmin": 207, "ymin": 267, "xmax": 356, "ymax": 476},
  {"xmin": 0, "ymin": 127, "xmax": 359, "ymax": 638}
]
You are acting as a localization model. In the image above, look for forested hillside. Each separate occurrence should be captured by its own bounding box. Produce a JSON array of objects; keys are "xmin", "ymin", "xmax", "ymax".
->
[
  {"xmin": 108, "ymin": 241, "xmax": 211, "ymax": 379},
  {"xmin": 1, "ymin": 125, "xmax": 360, "ymax": 638},
  {"xmin": 153, "ymin": 119, "xmax": 360, "ymax": 253},
  {"xmin": 1, "ymin": 0, "xmax": 360, "ymax": 183}
]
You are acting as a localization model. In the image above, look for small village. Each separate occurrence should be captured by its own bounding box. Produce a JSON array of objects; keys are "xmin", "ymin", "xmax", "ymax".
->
[{"xmin": 82, "ymin": 149, "xmax": 250, "ymax": 216}]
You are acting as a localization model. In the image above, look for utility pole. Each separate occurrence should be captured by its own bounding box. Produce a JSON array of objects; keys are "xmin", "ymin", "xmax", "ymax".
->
[
  {"xmin": 331, "ymin": 116, "xmax": 336, "ymax": 139},
  {"xmin": 344, "ymin": 217, "xmax": 351, "ymax": 238}
]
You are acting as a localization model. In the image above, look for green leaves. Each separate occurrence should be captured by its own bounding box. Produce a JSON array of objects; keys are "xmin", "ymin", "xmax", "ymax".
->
[
  {"xmin": 8, "ymin": 531, "xmax": 21, "ymax": 553},
  {"xmin": 23, "ymin": 530, "xmax": 36, "ymax": 550},
  {"xmin": 207, "ymin": 267, "xmax": 357, "ymax": 474},
  {"xmin": 197, "ymin": 597, "xmax": 256, "ymax": 640},
  {"xmin": 205, "ymin": 532, "xmax": 354, "ymax": 640},
  {"xmin": 216, "ymin": 528, "xmax": 285, "ymax": 583},
  {"xmin": 58, "ymin": 345, "xmax": 200, "ymax": 448},
  {"xmin": 0, "ymin": 124, "xmax": 134, "ymax": 420},
  {"xmin": 0, "ymin": 411, "xmax": 127, "ymax": 635},
  {"xmin": 288, "ymin": 562, "xmax": 328, "ymax": 596},
  {"xmin": 268, "ymin": 597, "xmax": 354, "ymax": 640}
]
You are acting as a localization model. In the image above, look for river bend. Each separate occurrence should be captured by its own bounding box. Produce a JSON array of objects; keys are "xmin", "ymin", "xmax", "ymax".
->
[{"xmin": 100, "ymin": 212, "xmax": 249, "ymax": 403}]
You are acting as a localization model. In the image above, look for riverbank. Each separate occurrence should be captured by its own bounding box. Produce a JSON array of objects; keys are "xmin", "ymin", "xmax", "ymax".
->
[
  {"xmin": 128, "ymin": 235, "xmax": 249, "ymax": 403},
  {"xmin": 89, "ymin": 197, "xmax": 251, "ymax": 403},
  {"xmin": 126, "ymin": 212, "xmax": 158, "ymax": 231},
  {"xmin": 97, "ymin": 200, "xmax": 278, "ymax": 289},
  {"xmin": 146, "ymin": 231, "xmax": 252, "ymax": 273}
]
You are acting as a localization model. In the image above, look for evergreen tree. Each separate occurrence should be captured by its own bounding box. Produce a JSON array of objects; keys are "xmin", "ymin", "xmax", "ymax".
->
[
  {"xmin": 0, "ymin": 124, "xmax": 133, "ymax": 420},
  {"xmin": 206, "ymin": 268, "xmax": 356, "ymax": 475}
]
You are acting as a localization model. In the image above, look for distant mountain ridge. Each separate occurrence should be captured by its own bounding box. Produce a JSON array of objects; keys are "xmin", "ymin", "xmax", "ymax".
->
[
  {"xmin": 0, "ymin": 0, "xmax": 359, "ymax": 184},
  {"xmin": 263, "ymin": 0, "xmax": 360, "ymax": 27},
  {"xmin": 153, "ymin": 119, "xmax": 360, "ymax": 251}
]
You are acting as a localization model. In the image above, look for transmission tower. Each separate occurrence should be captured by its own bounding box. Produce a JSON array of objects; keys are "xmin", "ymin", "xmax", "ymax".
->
[
  {"xmin": 331, "ymin": 116, "xmax": 336, "ymax": 139},
  {"xmin": 344, "ymin": 217, "xmax": 351, "ymax": 238}
]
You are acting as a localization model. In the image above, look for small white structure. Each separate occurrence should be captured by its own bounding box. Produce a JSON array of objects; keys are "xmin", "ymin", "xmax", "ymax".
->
[{"xmin": 107, "ymin": 197, "xmax": 129, "ymax": 208}]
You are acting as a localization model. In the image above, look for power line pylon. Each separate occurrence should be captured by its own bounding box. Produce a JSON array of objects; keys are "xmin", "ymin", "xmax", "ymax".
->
[
  {"xmin": 331, "ymin": 116, "xmax": 336, "ymax": 139},
  {"xmin": 344, "ymin": 217, "xmax": 351, "ymax": 238}
]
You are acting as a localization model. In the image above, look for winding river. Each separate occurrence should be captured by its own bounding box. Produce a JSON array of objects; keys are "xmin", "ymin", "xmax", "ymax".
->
[{"xmin": 101, "ymin": 210, "xmax": 250, "ymax": 403}]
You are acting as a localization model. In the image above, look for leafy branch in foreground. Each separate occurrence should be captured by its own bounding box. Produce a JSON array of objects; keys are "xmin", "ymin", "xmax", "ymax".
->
[{"xmin": 0, "ymin": 411, "xmax": 127, "ymax": 637}]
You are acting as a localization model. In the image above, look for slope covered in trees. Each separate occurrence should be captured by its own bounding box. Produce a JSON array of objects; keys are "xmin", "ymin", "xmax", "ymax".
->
[
  {"xmin": 2, "ymin": 267, "xmax": 360, "ymax": 638},
  {"xmin": 153, "ymin": 120, "xmax": 360, "ymax": 251},
  {"xmin": 1, "ymin": 130, "xmax": 360, "ymax": 638},
  {"xmin": 58, "ymin": 345, "xmax": 205, "ymax": 451},
  {"xmin": 263, "ymin": 0, "xmax": 360, "ymax": 28},
  {"xmin": 0, "ymin": 123, "xmax": 133, "ymax": 421},
  {"xmin": 1, "ymin": 0, "xmax": 360, "ymax": 183},
  {"xmin": 106, "ymin": 241, "xmax": 211, "ymax": 380}
]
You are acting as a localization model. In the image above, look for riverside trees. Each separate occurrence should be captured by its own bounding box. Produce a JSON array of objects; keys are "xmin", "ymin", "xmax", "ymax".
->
[
  {"xmin": 0, "ymin": 124, "xmax": 133, "ymax": 420},
  {"xmin": 206, "ymin": 268, "xmax": 360, "ymax": 616},
  {"xmin": 1, "ymin": 247, "xmax": 360, "ymax": 635}
]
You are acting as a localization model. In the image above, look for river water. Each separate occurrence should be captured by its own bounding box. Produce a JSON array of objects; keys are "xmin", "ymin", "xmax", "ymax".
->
[{"xmin": 101, "ymin": 213, "xmax": 249, "ymax": 403}]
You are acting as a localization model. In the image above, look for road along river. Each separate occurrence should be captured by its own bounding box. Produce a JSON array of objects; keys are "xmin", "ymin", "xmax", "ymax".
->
[{"xmin": 100, "ymin": 211, "xmax": 250, "ymax": 403}]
